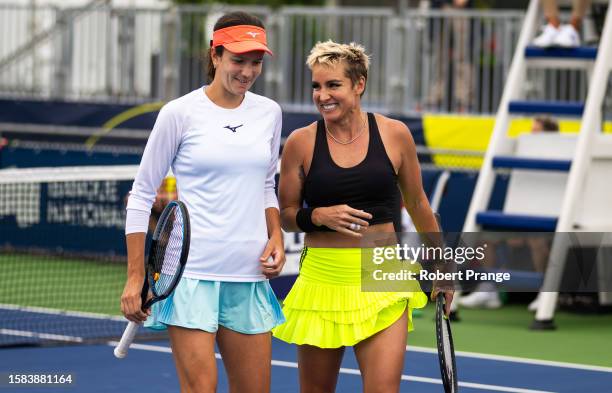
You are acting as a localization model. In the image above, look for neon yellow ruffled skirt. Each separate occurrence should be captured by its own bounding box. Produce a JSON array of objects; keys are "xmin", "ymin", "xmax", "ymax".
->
[{"xmin": 272, "ymin": 247, "xmax": 428, "ymax": 348}]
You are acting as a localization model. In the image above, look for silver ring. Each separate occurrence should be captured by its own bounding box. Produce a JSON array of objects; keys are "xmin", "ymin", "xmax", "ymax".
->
[{"xmin": 349, "ymin": 223, "xmax": 361, "ymax": 231}]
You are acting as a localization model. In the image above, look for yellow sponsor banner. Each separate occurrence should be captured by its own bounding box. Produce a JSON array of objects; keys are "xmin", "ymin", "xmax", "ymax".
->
[{"xmin": 423, "ymin": 114, "xmax": 612, "ymax": 169}]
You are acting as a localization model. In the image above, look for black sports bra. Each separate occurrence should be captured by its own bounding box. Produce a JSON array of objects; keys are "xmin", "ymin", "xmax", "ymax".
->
[{"xmin": 303, "ymin": 113, "xmax": 399, "ymax": 231}]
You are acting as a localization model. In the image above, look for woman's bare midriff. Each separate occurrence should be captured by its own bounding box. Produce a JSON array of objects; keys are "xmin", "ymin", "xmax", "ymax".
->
[{"xmin": 304, "ymin": 222, "xmax": 399, "ymax": 248}]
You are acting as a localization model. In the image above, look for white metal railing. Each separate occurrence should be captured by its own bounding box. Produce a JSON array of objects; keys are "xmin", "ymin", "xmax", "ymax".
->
[{"xmin": 0, "ymin": 3, "xmax": 606, "ymax": 115}]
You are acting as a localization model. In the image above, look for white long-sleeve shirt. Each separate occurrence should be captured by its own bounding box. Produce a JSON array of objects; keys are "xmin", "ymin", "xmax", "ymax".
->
[{"xmin": 126, "ymin": 87, "xmax": 282, "ymax": 281}]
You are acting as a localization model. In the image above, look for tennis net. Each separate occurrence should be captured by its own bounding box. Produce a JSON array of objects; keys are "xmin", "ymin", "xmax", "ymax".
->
[{"xmin": 0, "ymin": 165, "xmax": 167, "ymax": 347}]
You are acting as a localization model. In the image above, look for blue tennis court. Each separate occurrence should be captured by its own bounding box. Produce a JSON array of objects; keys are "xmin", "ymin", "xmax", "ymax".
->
[{"xmin": 1, "ymin": 335, "xmax": 611, "ymax": 393}]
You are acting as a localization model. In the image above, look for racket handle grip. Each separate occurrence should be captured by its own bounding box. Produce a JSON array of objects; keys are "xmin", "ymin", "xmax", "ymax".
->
[{"xmin": 114, "ymin": 321, "xmax": 140, "ymax": 359}]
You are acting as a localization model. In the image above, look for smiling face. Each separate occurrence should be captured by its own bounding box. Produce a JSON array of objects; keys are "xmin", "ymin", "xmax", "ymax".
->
[
  {"xmin": 211, "ymin": 48, "xmax": 264, "ymax": 96},
  {"xmin": 311, "ymin": 61, "xmax": 365, "ymax": 122}
]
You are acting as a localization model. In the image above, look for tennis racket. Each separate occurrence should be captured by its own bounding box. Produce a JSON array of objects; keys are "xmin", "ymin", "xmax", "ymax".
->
[
  {"xmin": 436, "ymin": 292, "xmax": 458, "ymax": 393},
  {"xmin": 114, "ymin": 200, "xmax": 190, "ymax": 358}
]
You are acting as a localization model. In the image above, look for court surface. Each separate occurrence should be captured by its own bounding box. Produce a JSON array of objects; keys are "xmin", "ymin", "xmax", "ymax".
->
[{"xmin": 1, "ymin": 336, "xmax": 611, "ymax": 393}]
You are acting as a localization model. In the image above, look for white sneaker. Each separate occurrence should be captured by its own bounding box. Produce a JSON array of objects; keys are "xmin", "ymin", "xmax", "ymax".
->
[
  {"xmin": 459, "ymin": 291, "xmax": 502, "ymax": 309},
  {"xmin": 527, "ymin": 293, "xmax": 542, "ymax": 312},
  {"xmin": 553, "ymin": 24, "xmax": 581, "ymax": 47},
  {"xmin": 533, "ymin": 23, "xmax": 560, "ymax": 47}
]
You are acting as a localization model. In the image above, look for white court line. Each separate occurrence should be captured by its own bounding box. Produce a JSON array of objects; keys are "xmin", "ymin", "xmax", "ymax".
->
[
  {"xmin": 3, "ymin": 305, "xmax": 609, "ymax": 374},
  {"xmin": 1, "ymin": 329, "xmax": 83, "ymax": 343},
  {"xmin": 110, "ymin": 342, "xmax": 556, "ymax": 393},
  {"xmin": 0, "ymin": 304, "xmax": 125, "ymax": 321},
  {"xmin": 408, "ymin": 345, "xmax": 612, "ymax": 373}
]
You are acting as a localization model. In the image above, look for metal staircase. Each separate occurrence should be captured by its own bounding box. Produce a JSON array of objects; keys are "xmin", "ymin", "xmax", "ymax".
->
[{"xmin": 463, "ymin": 0, "xmax": 612, "ymax": 329}]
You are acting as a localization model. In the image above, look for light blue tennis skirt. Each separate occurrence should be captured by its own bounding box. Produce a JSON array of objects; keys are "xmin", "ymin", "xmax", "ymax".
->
[{"xmin": 145, "ymin": 277, "xmax": 285, "ymax": 334}]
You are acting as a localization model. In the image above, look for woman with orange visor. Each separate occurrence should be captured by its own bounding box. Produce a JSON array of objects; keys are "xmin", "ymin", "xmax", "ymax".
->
[{"xmin": 121, "ymin": 11, "xmax": 285, "ymax": 393}]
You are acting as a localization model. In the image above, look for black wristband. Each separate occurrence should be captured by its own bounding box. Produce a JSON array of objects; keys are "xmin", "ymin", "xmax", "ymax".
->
[{"xmin": 296, "ymin": 207, "xmax": 319, "ymax": 233}]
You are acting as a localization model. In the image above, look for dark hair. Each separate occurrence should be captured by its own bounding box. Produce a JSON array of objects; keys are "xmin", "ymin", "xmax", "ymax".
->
[
  {"xmin": 205, "ymin": 12, "xmax": 265, "ymax": 82},
  {"xmin": 534, "ymin": 115, "xmax": 559, "ymax": 132}
]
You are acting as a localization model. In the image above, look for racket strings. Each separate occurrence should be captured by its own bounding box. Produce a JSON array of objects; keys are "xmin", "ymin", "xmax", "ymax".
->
[
  {"xmin": 150, "ymin": 206, "xmax": 185, "ymax": 296},
  {"xmin": 436, "ymin": 296, "xmax": 457, "ymax": 393},
  {"xmin": 441, "ymin": 322, "xmax": 454, "ymax": 379}
]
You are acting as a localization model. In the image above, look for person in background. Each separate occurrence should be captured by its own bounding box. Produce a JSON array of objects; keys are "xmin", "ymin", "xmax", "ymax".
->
[
  {"xmin": 148, "ymin": 176, "xmax": 177, "ymax": 233},
  {"xmin": 533, "ymin": 0, "xmax": 592, "ymax": 48},
  {"xmin": 459, "ymin": 115, "xmax": 559, "ymax": 309},
  {"xmin": 531, "ymin": 115, "xmax": 560, "ymax": 133},
  {"xmin": 526, "ymin": 115, "xmax": 558, "ymax": 311},
  {"xmin": 426, "ymin": 0, "xmax": 475, "ymax": 112}
]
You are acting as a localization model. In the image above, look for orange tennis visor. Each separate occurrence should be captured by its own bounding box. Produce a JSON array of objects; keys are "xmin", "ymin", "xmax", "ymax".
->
[{"xmin": 212, "ymin": 25, "xmax": 273, "ymax": 56}]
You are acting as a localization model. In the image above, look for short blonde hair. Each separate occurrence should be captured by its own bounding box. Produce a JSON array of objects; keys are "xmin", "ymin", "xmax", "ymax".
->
[{"xmin": 306, "ymin": 40, "xmax": 370, "ymax": 92}]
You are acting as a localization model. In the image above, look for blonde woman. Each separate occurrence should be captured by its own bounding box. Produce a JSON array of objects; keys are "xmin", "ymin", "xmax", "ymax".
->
[{"xmin": 273, "ymin": 40, "xmax": 453, "ymax": 392}]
